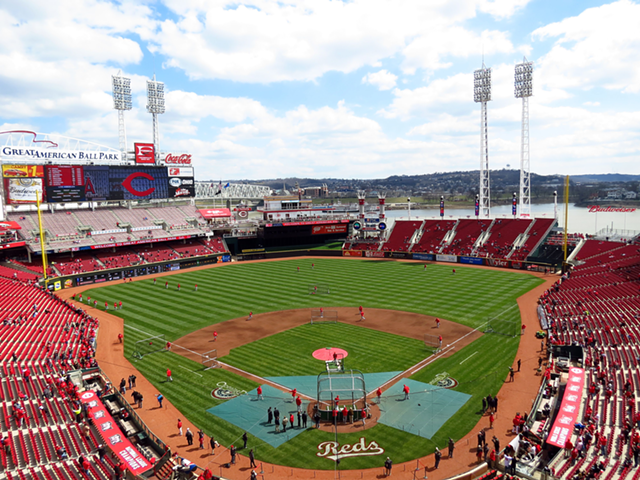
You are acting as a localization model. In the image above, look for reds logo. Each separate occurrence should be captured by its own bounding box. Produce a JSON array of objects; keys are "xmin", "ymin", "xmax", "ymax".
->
[
  {"xmin": 122, "ymin": 172, "xmax": 156, "ymax": 197},
  {"xmin": 134, "ymin": 143, "xmax": 155, "ymax": 164}
]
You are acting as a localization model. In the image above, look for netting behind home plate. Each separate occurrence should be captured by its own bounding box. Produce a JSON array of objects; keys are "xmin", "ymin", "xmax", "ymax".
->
[{"xmin": 317, "ymin": 369, "xmax": 366, "ymax": 408}]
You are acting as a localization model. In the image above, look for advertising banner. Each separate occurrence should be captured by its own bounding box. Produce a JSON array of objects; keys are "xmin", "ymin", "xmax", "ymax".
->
[
  {"xmin": 412, "ymin": 253, "xmax": 435, "ymax": 261},
  {"xmin": 486, "ymin": 258, "xmax": 510, "ymax": 268},
  {"xmin": 364, "ymin": 251, "xmax": 385, "ymax": 258},
  {"xmin": 79, "ymin": 390, "xmax": 152, "ymax": 475},
  {"xmin": 342, "ymin": 250, "xmax": 362, "ymax": 257},
  {"xmin": 265, "ymin": 220, "xmax": 349, "ymax": 227},
  {"xmin": 0, "ymin": 241, "xmax": 26, "ymax": 250},
  {"xmin": 167, "ymin": 167, "xmax": 194, "ymax": 177},
  {"xmin": 390, "ymin": 252, "xmax": 409, "ymax": 259},
  {"xmin": 436, "ymin": 254, "xmax": 457, "ymax": 263},
  {"xmin": 198, "ymin": 208, "xmax": 232, "ymax": 219},
  {"xmin": 134, "ymin": 143, "xmax": 155, "ymax": 164},
  {"xmin": 167, "ymin": 166, "xmax": 195, "ymax": 198},
  {"xmin": 2, "ymin": 164, "xmax": 44, "ymax": 178},
  {"xmin": 460, "ymin": 256, "xmax": 483, "ymax": 265},
  {"xmin": 311, "ymin": 224, "xmax": 348, "ymax": 235},
  {"xmin": 547, "ymin": 368, "xmax": 585, "ymax": 448},
  {"xmin": 4, "ymin": 178, "xmax": 44, "ymax": 204}
]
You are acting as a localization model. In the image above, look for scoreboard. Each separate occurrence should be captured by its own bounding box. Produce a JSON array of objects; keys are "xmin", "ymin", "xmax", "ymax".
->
[
  {"xmin": 45, "ymin": 165, "xmax": 86, "ymax": 202},
  {"xmin": 3, "ymin": 164, "xmax": 196, "ymax": 204}
]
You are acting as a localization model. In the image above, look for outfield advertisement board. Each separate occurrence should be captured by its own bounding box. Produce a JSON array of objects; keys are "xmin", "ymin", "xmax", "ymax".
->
[
  {"xmin": 436, "ymin": 254, "xmax": 457, "ymax": 263},
  {"xmin": 460, "ymin": 256, "xmax": 483, "ymax": 265},
  {"xmin": 364, "ymin": 251, "xmax": 385, "ymax": 258},
  {"xmin": 342, "ymin": 250, "xmax": 362, "ymax": 257},
  {"xmin": 412, "ymin": 253, "xmax": 435, "ymax": 261},
  {"xmin": 311, "ymin": 224, "xmax": 348, "ymax": 235}
]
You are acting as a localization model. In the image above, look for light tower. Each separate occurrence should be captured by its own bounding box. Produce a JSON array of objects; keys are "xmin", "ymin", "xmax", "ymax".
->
[
  {"xmin": 474, "ymin": 64, "xmax": 492, "ymax": 218},
  {"xmin": 515, "ymin": 57, "xmax": 533, "ymax": 218},
  {"xmin": 146, "ymin": 75, "xmax": 165, "ymax": 161},
  {"xmin": 111, "ymin": 72, "xmax": 132, "ymax": 157}
]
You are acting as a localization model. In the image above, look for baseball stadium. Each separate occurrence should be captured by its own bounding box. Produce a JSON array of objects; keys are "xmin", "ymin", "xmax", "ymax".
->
[{"xmin": 0, "ymin": 67, "xmax": 638, "ymax": 480}]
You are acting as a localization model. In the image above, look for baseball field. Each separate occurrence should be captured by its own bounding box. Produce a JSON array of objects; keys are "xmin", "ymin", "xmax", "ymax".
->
[{"xmin": 83, "ymin": 258, "xmax": 543, "ymax": 470}]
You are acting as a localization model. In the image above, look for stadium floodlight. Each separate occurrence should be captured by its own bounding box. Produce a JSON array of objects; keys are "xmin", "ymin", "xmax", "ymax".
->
[
  {"xmin": 473, "ymin": 64, "xmax": 491, "ymax": 218},
  {"xmin": 515, "ymin": 57, "xmax": 533, "ymax": 218},
  {"xmin": 112, "ymin": 72, "xmax": 132, "ymax": 155},
  {"xmin": 146, "ymin": 75, "xmax": 165, "ymax": 162}
]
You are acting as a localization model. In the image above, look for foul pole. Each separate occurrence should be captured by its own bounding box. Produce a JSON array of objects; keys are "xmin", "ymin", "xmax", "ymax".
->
[
  {"xmin": 563, "ymin": 176, "xmax": 570, "ymax": 271},
  {"xmin": 36, "ymin": 192, "xmax": 49, "ymax": 286}
]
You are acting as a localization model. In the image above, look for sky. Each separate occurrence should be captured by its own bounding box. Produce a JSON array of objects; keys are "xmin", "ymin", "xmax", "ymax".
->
[{"xmin": 1, "ymin": 0, "xmax": 639, "ymax": 181}]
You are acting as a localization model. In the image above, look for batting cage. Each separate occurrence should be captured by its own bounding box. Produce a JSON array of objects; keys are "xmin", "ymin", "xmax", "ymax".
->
[
  {"xmin": 424, "ymin": 334, "xmax": 442, "ymax": 353},
  {"xmin": 316, "ymin": 369, "xmax": 367, "ymax": 422},
  {"xmin": 308, "ymin": 284, "xmax": 331, "ymax": 295},
  {"xmin": 310, "ymin": 309, "xmax": 338, "ymax": 324},
  {"xmin": 132, "ymin": 334, "xmax": 166, "ymax": 359}
]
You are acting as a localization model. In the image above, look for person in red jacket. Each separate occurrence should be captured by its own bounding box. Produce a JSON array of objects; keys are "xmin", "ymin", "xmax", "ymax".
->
[
  {"xmin": 376, "ymin": 387, "xmax": 382, "ymax": 404},
  {"xmin": 403, "ymin": 384, "xmax": 410, "ymax": 400},
  {"xmin": 177, "ymin": 419, "xmax": 183, "ymax": 435},
  {"xmin": 257, "ymin": 385, "xmax": 263, "ymax": 400},
  {"xmin": 167, "ymin": 369, "xmax": 173, "ymax": 382},
  {"xmin": 296, "ymin": 396, "xmax": 302, "ymax": 412}
]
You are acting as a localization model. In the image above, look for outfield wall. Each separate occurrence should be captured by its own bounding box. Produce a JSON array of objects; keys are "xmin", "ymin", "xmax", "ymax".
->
[
  {"xmin": 46, "ymin": 253, "xmax": 231, "ymax": 290},
  {"xmin": 341, "ymin": 250, "xmax": 553, "ymax": 272}
]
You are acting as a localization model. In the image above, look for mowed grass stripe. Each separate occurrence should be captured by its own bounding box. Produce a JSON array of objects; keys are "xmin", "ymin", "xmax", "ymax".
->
[
  {"xmin": 222, "ymin": 323, "xmax": 431, "ymax": 377},
  {"xmin": 84, "ymin": 258, "xmax": 543, "ymax": 470}
]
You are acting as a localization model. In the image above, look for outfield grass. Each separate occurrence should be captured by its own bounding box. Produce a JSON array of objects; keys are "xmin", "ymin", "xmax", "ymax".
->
[
  {"xmin": 222, "ymin": 323, "xmax": 431, "ymax": 376},
  {"xmin": 85, "ymin": 259, "xmax": 543, "ymax": 470}
]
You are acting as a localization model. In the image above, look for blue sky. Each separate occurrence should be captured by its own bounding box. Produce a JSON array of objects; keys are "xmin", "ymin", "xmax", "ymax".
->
[{"xmin": 1, "ymin": 0, "xmax": 639, "ymax": 181}]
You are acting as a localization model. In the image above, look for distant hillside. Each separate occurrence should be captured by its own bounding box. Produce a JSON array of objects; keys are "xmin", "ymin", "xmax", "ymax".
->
[{"xmin": 570, "ymin": 174, "xmax": 640, "ymax": 183}]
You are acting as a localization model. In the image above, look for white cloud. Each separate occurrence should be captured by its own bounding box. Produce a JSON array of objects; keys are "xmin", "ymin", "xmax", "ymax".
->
[
  {"xmin": 164, "ymin": 91, "xmax": 268, "ymax": 123},
  {"xmin": 149, "ymin": 0, "xmax": 525, "ymax": 83},
  {"xmin": 362, "ymin": 70, "xmax": 398, "ymax": 91},
  {"xmin": 380, "ymin": 73, "xmax": 470, "ymax": 120},
  {"xmin": 478, "ymin": 0, "xmax": 531, "ymax": 19},
  {"xmin": 533, "ymin": 0, "xmax": 640, "ymax": 96}
]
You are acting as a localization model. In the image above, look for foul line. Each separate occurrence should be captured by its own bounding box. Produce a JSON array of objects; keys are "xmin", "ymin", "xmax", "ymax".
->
[
  {"xmin": 123, "ymin": 324, "xmax": 204, "ymax": 359},
  {"xmin": 178, "ymin": 365, "xmax": 203, "ymax": 377},
  {"xmin": 459, "ymin": 351, "xmax": 478, "ymax": 365},
  {"xmin": 217, "ymin": 361, "xmax": 317, "ymax": 401}
]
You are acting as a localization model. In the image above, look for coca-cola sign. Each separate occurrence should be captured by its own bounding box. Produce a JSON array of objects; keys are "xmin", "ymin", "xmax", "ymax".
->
[{"xmin": 164, "ymin": 153, "xmax": 192, "ymax": 165}]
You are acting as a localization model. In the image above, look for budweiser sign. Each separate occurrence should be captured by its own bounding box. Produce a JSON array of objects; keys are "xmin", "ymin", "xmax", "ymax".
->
[
  {"xmin": 316, "ymin": 438, "xmax": 384, "ymax": 462},
  {"xmin": 588, "ymin": 205, "xmax": 636, "ymax": 213},
  {"xmin": 164, "ymin": 153, "xmax": 192, "ymax": 165}
]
